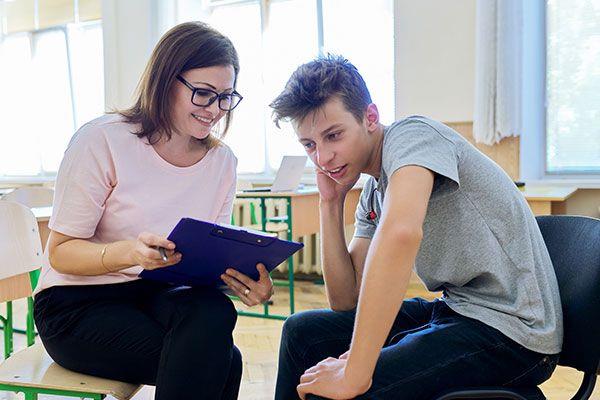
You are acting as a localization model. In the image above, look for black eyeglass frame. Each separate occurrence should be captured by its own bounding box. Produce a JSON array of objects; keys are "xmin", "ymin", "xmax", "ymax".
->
[{"xmin": 176, "ymin": 75, "xmax": 243, "ymax": 111}]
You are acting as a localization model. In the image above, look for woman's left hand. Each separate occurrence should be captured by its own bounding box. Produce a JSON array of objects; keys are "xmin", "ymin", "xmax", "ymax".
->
[{"xmin": 221, "ymin": 263, "xmax": 274, "ymax": 306}]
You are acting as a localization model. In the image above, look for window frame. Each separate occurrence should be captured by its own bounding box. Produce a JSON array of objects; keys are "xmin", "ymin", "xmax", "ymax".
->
[
  {"xmin": 0, "ymin": 26, "xmax": 72, "ymax": 178},
  {"xmin": 0, "ymin": 16, "xmax": 103, "ymax": 180},
  {"xmin": 544, "ymin": 0, "xmax": 600, "ymax": 179},
  {"xmin": 521, "ymin": 0, "xmax": 600, "ymax": 182}
]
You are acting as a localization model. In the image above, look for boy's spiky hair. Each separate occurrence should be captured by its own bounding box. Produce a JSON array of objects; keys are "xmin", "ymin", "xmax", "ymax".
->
[{"xmin": 270, "ymin": 55, "xmax": 372, "ymax": 127}]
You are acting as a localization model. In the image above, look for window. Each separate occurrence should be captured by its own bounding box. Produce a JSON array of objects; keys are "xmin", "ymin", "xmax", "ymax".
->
[
  {"xmin": 209, "ymin": 2, "xmax": 266, "ymax": 174},
  {"xmin": 186, "ymin": 0, "xmax": 394, "ymax": 174},
  {"xmin": 0, "ymin": 0, "xmax": 104, "ymax": 177},
  {"xmin": 546, "ymin": 0, "xmax": 600, "ymax": 174}
]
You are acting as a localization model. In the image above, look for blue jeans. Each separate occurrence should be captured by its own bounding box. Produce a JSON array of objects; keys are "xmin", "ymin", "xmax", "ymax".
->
[{"xmin": 275, "ymin": 298, "xmax": 557, "ymax": 400}]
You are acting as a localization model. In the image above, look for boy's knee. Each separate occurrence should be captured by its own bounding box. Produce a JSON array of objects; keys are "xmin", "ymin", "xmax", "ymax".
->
[{"xmin": 281, "ymin": 310, "xmax": 320, "ymax": 346}]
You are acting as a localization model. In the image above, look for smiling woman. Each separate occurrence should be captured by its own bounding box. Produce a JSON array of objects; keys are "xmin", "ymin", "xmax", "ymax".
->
[
  {"xmin": 118, "ymin": 22, "xmax": 240, "ymax": 150},
  {"xmin": 31, "ymin": 21, "xmax": 273, "ymax": 400}
]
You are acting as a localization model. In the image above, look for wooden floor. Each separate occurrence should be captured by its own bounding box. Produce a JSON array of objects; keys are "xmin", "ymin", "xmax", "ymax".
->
[{"xmin": 0, "ymin": 280, "xmax": 597, "ymax": 399}]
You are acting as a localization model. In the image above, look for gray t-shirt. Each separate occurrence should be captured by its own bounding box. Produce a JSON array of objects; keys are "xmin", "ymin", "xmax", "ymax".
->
[{"xmin": 354, "ymin": 116, "xmax": 563, "ymax": 354}]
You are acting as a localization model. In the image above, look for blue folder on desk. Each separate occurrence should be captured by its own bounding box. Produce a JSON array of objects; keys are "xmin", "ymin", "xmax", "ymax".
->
[{"xmin": 139, "ymin": 218, "xmax": 303, "ymax": 286}]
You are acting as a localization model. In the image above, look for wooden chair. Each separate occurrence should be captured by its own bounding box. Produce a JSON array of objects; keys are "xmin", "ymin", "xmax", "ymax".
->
[
  {"xmin": 0, "ymin": 201, "xmax": 43, "ymax": 357},
  {"xmin": 0, "ymin": 201, "xmax": 142, "ymax": 399},
  {"xmin": 0, "ymin": 343, "xmax": 141, "ymax": 400},
  {"xmin": 1, "ymin": 187, "xmax": 55, "ymax": 353}
]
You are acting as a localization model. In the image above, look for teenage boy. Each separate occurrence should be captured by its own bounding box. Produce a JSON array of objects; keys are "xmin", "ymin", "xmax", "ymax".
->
[{"xmin": 269, "ymin": 55, "xmax": 562, "ymax": 400}]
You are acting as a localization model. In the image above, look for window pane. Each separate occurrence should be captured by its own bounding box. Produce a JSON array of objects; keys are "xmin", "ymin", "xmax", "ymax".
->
[
  {"xmin": 209, "ymin": 2, "xmax": 266, "ymax": 174},
  {"xmin": 546, "ymin": 0, "xmax": 600, "ymax": 173},
  {"xmin": 79, "ymin": 0, "xmax": 102, "ymax": 22},
  {"xmin": 0, "ymin": 12, "xmax": 103, "ymax": 177},
  {"xmin": 322, "ymin": 0, "xmax": 394, "ymax": 123},
  {"xmin": 39, "ymin": 0, "xmax": 75, "ymax": 30},
  {"xmin": 68, "ymin": 21, "xmax": 105, "ymax": 128},
  {"xmin": 264, "ymin": 0, "xmax": 318, "ymax": 170},
  {"xmin": 4, "ymin": 0, "xmax": 35, "ymax": 34},
  {"xmin": 0, "ymin": 33, "xmax": 40, "ymax": 175},
  {"xmin": 31, "ymin": 29, "xmax": 75, "ymax": 173}
]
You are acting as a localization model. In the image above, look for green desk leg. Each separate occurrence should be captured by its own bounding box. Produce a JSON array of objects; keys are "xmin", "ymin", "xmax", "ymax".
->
[
  {"xmin": 286, "ymin": 198, "xmax": 295, "ymax": 315},
  {"xmin": 6, "ymin": 301, "xmax": 13, "ymax": 357},
  {"xmin": 27, "ymin": 270, "xmax": 40, "ymax": 346},
  {"xmin": 232, "ymin": 196, "xmax": 297, "ymax": 320},
  {"xmin": 250, "ymin": 202, "xmax": 258, "ymax": 225},
  {"xmin": 0, "ymin": 304, "xmax": 11, "ymax": 359},
  {"xmin": 26, "ymin": 297, "xmax": 35, "ymax": 346},
  {"xmin": 260, "ymin": 198, "xmax": 267, "ymax": 231}
]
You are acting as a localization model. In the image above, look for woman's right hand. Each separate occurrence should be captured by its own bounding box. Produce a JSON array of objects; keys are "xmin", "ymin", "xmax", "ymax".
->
[{"xmin": 129, "ymin": 232, "xmax": 181, "ymax": 270}]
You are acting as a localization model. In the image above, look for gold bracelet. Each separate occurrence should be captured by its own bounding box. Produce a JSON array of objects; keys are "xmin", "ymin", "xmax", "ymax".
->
[{"xmin": 100, "ymin": 244, "xmax": 111, "ymax": 273}]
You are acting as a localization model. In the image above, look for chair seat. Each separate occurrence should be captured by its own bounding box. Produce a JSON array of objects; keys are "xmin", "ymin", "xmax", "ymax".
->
[
  {"xmin": 434, "ymin": 385, "xmax": 545, "ymax": 400},
  {"xmin": 0, "ymin": 343, "xmax": 142, "ymax": 400}
]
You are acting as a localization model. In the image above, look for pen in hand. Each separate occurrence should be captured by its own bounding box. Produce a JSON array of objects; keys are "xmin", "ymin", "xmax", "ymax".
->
[{"xmin": 153, "ymin": 246, "xmax": 168, "ymax": 262}]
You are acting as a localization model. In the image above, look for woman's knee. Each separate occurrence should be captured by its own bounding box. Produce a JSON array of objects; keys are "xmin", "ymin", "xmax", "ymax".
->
[
  {"xmin": 177, "ymin": 288, "xmax": 238, "ymax": 332},
  {"xmin": 206, "ymin": 291, "xmax": 238, "ymax": 331},
  {"xmin": 230, "ymin": 345, "xmax": 243, "ymax": 377}
]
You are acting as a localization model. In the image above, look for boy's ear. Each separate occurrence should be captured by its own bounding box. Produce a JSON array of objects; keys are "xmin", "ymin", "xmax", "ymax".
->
[{"xmin": 365, "ymin": 103, "xmax": 380, "ymax": 128}]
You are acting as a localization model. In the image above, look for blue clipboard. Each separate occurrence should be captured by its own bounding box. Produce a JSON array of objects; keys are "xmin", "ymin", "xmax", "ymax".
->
[{"xmin": 139, "ymin": 218, "xmax": 304, "ymax": 286}]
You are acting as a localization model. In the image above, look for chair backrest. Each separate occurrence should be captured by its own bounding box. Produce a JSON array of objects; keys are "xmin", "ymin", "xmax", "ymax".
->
[
  {"xmin": 536, "ymin": 215, "xmax": 600, "ymax": 373},
  {"xmin": 1, "ymin": 187, "xmax": 54, "ymax": 208},
  {"xmin": 0, "ymin": 202, "xmax": 43, "ymax": 284}
]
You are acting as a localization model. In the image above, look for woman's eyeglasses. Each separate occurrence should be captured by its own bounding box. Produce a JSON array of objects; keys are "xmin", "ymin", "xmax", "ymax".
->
[{"xmin": 176, "ymin": 75, "xmax": 243, "ymax": 111}]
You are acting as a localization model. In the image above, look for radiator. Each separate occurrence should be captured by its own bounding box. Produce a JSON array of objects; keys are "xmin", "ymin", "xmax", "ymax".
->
[{"xmin": 231, "ymin": 199, "xmax": 323, "ymax": 275}]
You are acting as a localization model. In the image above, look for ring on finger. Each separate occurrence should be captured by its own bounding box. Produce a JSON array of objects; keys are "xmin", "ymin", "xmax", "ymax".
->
[{"xmin": 243, "ymin": 288, "xmax": 251, "ymax": 296}]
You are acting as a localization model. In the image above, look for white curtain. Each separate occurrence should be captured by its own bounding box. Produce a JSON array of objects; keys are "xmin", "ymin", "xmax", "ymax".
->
[{"xmin": 474, "ymin": 0, "xmax": 523, "ymax": 145}]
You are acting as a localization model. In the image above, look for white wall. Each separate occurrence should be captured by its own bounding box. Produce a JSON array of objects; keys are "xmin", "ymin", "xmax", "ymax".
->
[
  {"xmin": 394, "ymin": 0, "xmax": 476, "ymax": 122},
  {"xmin": 102, "ymin": 0, "xmax": 179, "ymax": 111}
]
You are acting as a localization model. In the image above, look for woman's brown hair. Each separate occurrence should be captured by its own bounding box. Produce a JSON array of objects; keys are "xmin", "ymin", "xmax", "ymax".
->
[{"xmin": 119, "ymin": 22, "xmax": 240, "ymax": 148}]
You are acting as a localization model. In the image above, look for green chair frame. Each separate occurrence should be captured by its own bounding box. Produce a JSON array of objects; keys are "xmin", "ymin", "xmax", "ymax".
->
[{"xmin": 0, "ymin": 272, "xmax": 121, "ymax": 399}]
